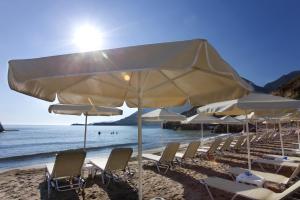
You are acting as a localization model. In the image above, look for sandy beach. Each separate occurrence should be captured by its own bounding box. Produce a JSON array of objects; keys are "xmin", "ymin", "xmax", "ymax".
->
[{"xmin": 0, "ymin": 135, "xmax": 299, "ymax": 200}]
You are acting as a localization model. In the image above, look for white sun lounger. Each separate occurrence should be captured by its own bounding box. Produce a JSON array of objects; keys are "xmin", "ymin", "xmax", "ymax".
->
[
  {"xmin": 175, "ymin": 141, "xmax": 200, "ymax": 164},
  {"xmin": 197, "ymin": 138, "xmax": 222, "ymax": 159},
  {"xmin": 201, "ymin": 177, "xmax": 300, "ymax": 200},
  {"xmin": 229, "ymin": 167, "xmax": 294, "ymax": 185},
  {"xmin": 46, "ymin": 149, "xmax": 86, "ymax": 197},
  {"xmin": 143, "ymin": 142, "xmax": 180, "ymax": 174},
  {"xmin": 89, "ymin": 148, "xmax": 133, "ymax": 184}
]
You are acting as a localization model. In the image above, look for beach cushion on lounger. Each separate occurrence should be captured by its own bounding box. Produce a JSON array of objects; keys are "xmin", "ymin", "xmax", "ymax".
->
[{"xmin": 229, "ymin": 167, "xmax": 289, "ymax": 184}]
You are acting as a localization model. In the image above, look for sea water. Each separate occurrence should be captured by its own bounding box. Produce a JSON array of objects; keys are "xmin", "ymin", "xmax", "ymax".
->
[{"xmin": 0, "ymin": 125, "xmax": 219, "ymax": 170}]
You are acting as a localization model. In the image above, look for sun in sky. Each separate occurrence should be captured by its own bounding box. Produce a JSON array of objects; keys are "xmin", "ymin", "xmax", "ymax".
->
[{"xmin": 72, "ymin": 24, "xmax": 103, "ymax": 52}]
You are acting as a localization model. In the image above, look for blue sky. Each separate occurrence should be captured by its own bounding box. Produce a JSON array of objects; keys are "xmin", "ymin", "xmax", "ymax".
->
[{"xmin": 0, "ymin": 0, "xmax": 300, "ymax": 125}]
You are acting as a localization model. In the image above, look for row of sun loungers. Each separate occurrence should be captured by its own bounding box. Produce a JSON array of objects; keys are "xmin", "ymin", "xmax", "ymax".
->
[
  {"xmin": 46, "ymin": 148, "xmax": 133, "ymax": 197},
  {"xmin": 198, "ymin": 129, "xmax": 300, "ymax": 199},
  {"xmin": 45, "ymin": 129, "xmax": 300, "ymax": 199}
]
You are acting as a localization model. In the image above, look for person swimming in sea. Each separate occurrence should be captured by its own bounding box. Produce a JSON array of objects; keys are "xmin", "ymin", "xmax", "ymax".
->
[{"xmin": 98, "ymin": 131, "xmax": 101, "ymax": 135}]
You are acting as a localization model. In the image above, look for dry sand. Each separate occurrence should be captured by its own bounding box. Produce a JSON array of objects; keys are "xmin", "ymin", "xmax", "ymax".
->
[{"xmin": 0, "ymin": 136, "xmax": 300, "ymax": 200}]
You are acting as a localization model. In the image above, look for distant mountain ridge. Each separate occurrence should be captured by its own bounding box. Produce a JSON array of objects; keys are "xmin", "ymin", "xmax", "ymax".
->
[
  {"xmin": 92, "ymin": 104, "xmax": 191, "ymax": 126},
  {"xmin": 264, "ymin": 71, "xmax": 300, "ymax": 92},
  {"xmin": 272, "ymin": 74, "xmax": 300, "ymax": 99},
  {"xmin": 90, "ymin": 70, "xmax": 300, "ymax": 126}
]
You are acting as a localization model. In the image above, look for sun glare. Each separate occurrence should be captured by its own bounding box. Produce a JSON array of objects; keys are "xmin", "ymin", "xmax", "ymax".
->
[{"xmin": 73, "ymin": 24, "xmax": 103, "ymax": 52}]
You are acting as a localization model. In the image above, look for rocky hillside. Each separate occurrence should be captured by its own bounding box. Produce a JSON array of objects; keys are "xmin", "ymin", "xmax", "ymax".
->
[
  {"xmin": 264, "ymin": 71, "xmax": 300, "ymax": 92},
  {"xmin": 272, "ymin": 75, "xmax": 300, "ymax": 99},
  {"xmin": 0, "ymin": 122, "xmax": 4, "ymax": 132}
]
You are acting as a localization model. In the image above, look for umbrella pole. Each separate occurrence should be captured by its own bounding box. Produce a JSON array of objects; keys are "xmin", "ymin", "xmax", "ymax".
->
[
  {"xmin": 84, "ymin": 115, "xmax": 88, "ymax": 149},
  {"xmin": 227, "ymin": 124, "xmax": 229, "ymax": 133},
  {"xmin": 255, "ymin": 121, "xmax": 258, "ymax": 133},
  {"xmin": 201, "ymin": 123, "xmax": 204, "ymax": 146},
  {"xmin": 279, "ymin": 120, "xmax": 284, "ymax": 156},
  {"xmin": 297, "ymin": 121, "xmax": 300, "ymax": 149},
  {"xmin": 137, "ymin": 72, "xmax": 143, "ymax": 200},
  {"xmin": 245, "ymin": 111, "xmax": 251, "ymax": 171}
]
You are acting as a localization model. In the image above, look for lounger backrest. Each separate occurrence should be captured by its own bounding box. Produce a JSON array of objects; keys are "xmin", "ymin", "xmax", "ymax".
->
[
  {"xmin": 269, "ymin": 180, "xmax": 300, "ymax": 200},
  {"xmin": 242, "ymin": 134, "xmax": 254, "ymax": 146},
  {"xmin": 105, "ymin": 148, "xmax": 133, "ymax": 171},
  {"xmin": 159, "ymin": 142, "xmax": 180, "ymax": 163},
  {"xmin": 219, "ymin": 137, "xmax": 233, "ymax": 151},
  {"xmin": 250, "ymin": 135, "xmax": 257, "ymax": 143},
  {"xmin": 207, "ymin": 138, "xmax": 222, "ymax": 155},
  {"xmin": 234, "ymin": 136, "xmax": 246, "ymax": 149},
  {"xmin": 253, "ymin": 133, "xmax": 264, "ymax": 143},
  {"xmin": 182, "ymin": 141, "xmax": 200, "ymax": 159},
  {"xmin": 52, "ymin": 149, "xmax": 86, "ymax": 178}
]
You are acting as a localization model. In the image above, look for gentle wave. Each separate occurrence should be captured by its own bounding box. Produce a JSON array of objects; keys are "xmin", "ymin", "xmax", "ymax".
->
[
  {"xmin": 0, "ymin": 142, "xmax": 138, "ymax": 161},
  {"xmin": 0, "ymin": 141, "xmax": 98, "ymax": 149}
]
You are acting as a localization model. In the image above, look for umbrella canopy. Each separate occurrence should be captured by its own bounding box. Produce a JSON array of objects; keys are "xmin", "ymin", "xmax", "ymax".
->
[
  {"xmin": 48, "ymin": 104, "xmax": 123, "ymax": 149},
  {"xmin": 220, "ymin": 116, "xmax": 243, "ymax": 124},
  {"xmin": 182, "ymin": 113, "xmax": 220, "ymax": 144},
  {"xmin": 234, "ymin": 113, "xmax": 255, "ymax": 121},
  {"xmin": 8, "ymin": 39, "xmax": 251, "ymax": 107},
  {"xmin": 197, "ymin": 93, "xmax": 300, "ymax": 171},
  {"xmin": 182, "ymin": 113, "xmax": 220, "ymax": 124},
  {"xmin": 49, "ymin": 104, "xmax": 123, "ymax": 116},
  {"xmin": 8, "ymin": 39, "xmax": 252, "ymax": 200},
  {"xmin": 197, "ymin": 93, "xmax": 299, "ymax": 116},
  {"xmin": 142, "ymin": 108, "xmax": 186, "ymax": 122}
]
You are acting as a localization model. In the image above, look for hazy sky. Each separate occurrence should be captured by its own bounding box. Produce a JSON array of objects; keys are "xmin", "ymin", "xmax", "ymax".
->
[{"xmin": 1, "ymin": 0, "xmax": 300, "ymax": 125}]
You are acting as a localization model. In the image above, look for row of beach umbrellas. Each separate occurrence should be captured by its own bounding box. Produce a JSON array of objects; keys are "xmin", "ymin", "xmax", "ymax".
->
[{"xmin": 7, "ymin": 39, "xmax": 300, "ymax": 199}]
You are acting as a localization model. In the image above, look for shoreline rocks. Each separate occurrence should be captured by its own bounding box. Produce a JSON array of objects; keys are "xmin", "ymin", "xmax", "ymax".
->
[{"xmin": 0, "ymin": 122, "xmax": 4, "ymax": 132}]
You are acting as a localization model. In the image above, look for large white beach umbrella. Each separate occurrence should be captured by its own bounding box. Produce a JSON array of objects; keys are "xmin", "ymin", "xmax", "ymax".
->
[
  {"xmin": 235, "ymin": 113, "xmax": 262, "ymax": 133},
  {"xmin": 142, "ymin": 108, "xmax": 186, "ymax": 122},
  {"xmin": 220, "ymin": 116, "xmax": 243, "ymax": 133},
  {"xmin": 48, "ymin": 104, "xmax": 123, "ymax": 149},
  {"xmin": 142, "ymin": 108, "xmax": 186, "ymax": 147},
  {"xmin": 197, "ymin": 93, "xmax": 300, "ymax": 170},
  {"xmin": 8, "ymin": 39, "xmax": 252, "ymax": 199},
  {"xmin": 182, "ymin": 113, "xmax": 221, "ymax": 144}
]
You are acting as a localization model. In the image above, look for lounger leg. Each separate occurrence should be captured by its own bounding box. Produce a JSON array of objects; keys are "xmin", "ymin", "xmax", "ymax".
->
[
  {"xmin": 276, "ymin": 166, "xmax": 283, "ymax": 174},
  {"xmin": 101, "ymin": 173, "xmax": 105, "ymax": 184},
  {"xmin": 200, "ymin": 180, "xmax": 214, "ymax": 200},
  {"xmin": 164, "ymin": 165, "xmax": 170, "ymax": 174},
  {"xmin": 47, "ymin": 175, "xmax": 51, "ymax": 198},
  {"xmin": 156, "ymin": 163, "xmax": 161, "ymax": 173},
  {"xmin": 231, "ymin": 194, "xmax": 238, "ymax": 200}
]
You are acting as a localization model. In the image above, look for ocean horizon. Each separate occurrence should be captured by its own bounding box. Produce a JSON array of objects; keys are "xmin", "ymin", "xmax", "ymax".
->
[{"xmin": 0, "ymin": 124, "xmax": 221, "ymax": 170}]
